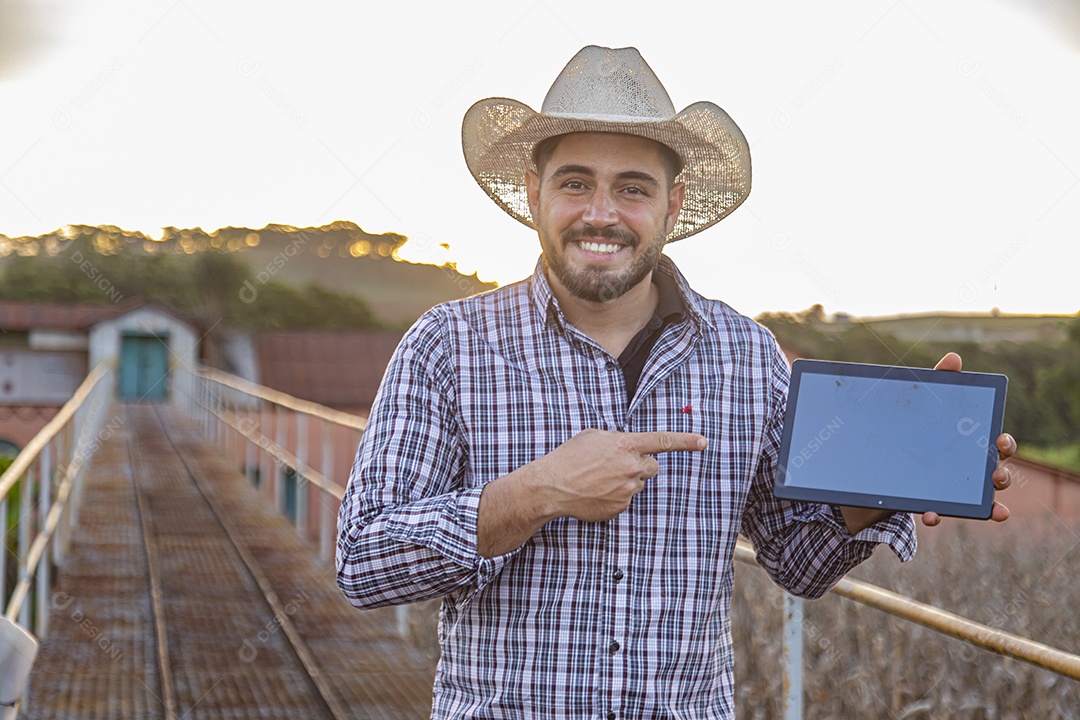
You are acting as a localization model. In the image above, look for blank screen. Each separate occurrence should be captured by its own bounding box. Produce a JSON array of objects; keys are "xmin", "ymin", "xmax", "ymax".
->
[{"xmin": 782, "ymin": 371, "xmax": 998, "ymax": 504}]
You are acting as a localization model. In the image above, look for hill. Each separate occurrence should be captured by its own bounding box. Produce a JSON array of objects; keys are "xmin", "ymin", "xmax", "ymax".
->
[
  {"xmin": 0, "ymin": 223, "xmax": 496, "ymax": 327},
  {"xmin": 829, "ymin": 311, "xmax": 1073, "ymax": 345}
]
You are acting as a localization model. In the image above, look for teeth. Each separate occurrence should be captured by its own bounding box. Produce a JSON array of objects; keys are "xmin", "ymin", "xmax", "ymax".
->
[{"xmin": 579, "ymin": 241, "xmax": 621, "ymax": 254}]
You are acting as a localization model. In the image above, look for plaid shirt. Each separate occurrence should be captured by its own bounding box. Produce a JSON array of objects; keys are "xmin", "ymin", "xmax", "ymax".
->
[{"xmin": 337, "ymin": 256, "xmax": 916, "ymax": 719}]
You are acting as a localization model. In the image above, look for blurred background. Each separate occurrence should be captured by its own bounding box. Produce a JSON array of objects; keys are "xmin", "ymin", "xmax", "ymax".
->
[
  {"xmin": 1, "ymin": 1, "xmax": 1079, "ymax": 717},
  {"xmin": 1, "ymin": 0, "xmax": 1079, "ymax": 316}
]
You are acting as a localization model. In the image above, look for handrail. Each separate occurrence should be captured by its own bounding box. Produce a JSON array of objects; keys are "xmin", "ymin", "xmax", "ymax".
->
[
  {"xmin": 733, "ymin": 537, "xmax": 1080, "ymax": 681},
  {"xmin": 181, "ymin": 367, "xmax": 1080, "ymax": 697},
  {"xmin": 193, "ymin": 398, "xmax": 344, "ymax": 501},
  {"xmin": 179, "ymin": 366, "xmax": 361, "ymax": 562},
  {"xmin": 196, "ymin": 367, "xmax": 366, "ymax": 431},
  {"xmin": 1, "ymin": 362, "xmax": 113, "ymax": 632},
  {"xmin": 0, "ymin": 363, "xmax": 110, "ymax": 501}
]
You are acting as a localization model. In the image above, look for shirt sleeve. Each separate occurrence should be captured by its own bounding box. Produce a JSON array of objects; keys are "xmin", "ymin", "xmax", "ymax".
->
[
  {"xmin": 335, "ymin": 310, "xmax": 517, "ymax": 609},
  {"xmin": 740, "ymin": 340, "xmax": 917, "ymax": 600}
]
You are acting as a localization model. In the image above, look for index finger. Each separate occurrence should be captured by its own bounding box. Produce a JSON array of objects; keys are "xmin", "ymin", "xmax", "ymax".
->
[{"xmin": 625, "ymin": 431, "xmax": 708, "ymax": 454}]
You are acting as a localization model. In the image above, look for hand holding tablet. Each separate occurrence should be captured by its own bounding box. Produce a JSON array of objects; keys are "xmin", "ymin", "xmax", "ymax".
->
[{"xmin": 774, "ymin": 355, "xmax": 1011, "ymax": 521}]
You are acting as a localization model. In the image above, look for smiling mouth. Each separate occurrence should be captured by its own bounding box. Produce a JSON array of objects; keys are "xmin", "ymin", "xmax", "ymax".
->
[{"xmin": 577, "ymin": 240, "xmax": 625, "ymax": 255}]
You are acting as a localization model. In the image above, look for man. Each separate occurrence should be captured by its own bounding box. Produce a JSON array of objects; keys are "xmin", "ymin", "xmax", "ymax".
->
[{"xmin": 337, "ymin": 45, "xmax": 1014, "ymax": 718}]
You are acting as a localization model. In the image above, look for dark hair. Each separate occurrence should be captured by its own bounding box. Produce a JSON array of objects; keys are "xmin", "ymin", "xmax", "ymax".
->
[{"xmin": 530, "ymin": 133, "xmax": 684, "ymax": 185}]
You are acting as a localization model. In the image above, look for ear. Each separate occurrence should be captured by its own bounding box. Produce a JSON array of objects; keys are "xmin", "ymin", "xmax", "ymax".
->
[
  {"xmin": 665, "ymin": 181, "xmax": 686, "ymax": 236},
  {"xmin": 525, "ymin": 169, "xmax": 541, "ymax": 221}
]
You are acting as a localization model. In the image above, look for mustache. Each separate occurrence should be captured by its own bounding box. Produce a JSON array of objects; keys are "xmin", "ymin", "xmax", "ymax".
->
[{"xmin": 561, "ymin": 225, "xmax": 638, "ymax": 247}]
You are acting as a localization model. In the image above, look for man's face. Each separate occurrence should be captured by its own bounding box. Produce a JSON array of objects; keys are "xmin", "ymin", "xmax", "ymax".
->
[{"xmin": 526, "ymin": 132, "xmax": 685, "ymax": 304}]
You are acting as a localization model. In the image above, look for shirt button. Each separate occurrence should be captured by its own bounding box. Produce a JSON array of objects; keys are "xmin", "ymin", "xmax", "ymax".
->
[
  {"xmin": 605, "ymin": 361, "xmax": 617, "ymax": 371},
  {"xmin": 607, "ymin": 713, "xmax": 617, "ymax": 720},
  {"xmin": 609, "ymin": 640, "xmax": 621, "ymax": 653},
  {"xmin": 612, "ymin": 569, "xmax": 624, "ymax": 582}
]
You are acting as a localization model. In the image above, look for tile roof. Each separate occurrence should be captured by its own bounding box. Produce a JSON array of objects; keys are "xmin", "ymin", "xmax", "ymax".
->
[
  {"xmin": 0, "ymin": 297, "xmax": 200, "ymax": 332},
  {"xmin": 254, "ymin": 330, "xmax": 404, "ymax": 413},
  {"xmin": 0, "ymin": 301, "xmax": 115, "ymax": 332}
]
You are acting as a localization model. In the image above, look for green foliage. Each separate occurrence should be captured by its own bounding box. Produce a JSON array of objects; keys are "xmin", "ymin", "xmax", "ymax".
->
[
  {"xmin": 231, "ymin": 281, "xmax": 379, "ymax": 330},
  {"xmin": 1020, "ymin": 443, "xmax": 1080, "ymax": 473},
  {"xmin": 0, "ymin": 236, "xmax": 380, "ymax": 332},
  {"xmin": 758, "ymin": 309, "xmax": 1080, "ymax": 448},
  {"xmin": 1, "ymin": 456, "xmax": 17, "ymax": 606}
]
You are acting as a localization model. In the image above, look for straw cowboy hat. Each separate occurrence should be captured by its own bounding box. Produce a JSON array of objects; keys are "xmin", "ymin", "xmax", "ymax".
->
[{"xmin": 462, "ymin": 45, "xmax": 752, "ymax": 242}]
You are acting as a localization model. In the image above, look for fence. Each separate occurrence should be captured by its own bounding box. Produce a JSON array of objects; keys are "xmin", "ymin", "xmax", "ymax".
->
[
  {"xmin": 178, "ymin": 366, "xmax": 364, "ymax": 563},
  {"xmin": 178, "ymin": 368, "xmax": 1080, "ymax": 716},
  {"xmin": 733, "ymin": 536, "xmax": 1080, "ymax": 718},
  {"xmin": 0, "ymin": 362, "xmax": 113, "ymax": 636}
]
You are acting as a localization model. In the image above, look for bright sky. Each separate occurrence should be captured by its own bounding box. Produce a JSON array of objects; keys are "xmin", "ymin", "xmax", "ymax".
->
[{"xmin": 2, "ymin": 0, "xmax": 1078, "ymax": 319}]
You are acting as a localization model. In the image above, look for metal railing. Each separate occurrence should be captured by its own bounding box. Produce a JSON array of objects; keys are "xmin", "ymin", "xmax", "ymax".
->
[
  {"xmin": 175, "ymin": 368, "xmax": 1080, "ymax": 715},
  {"xmin": 178, "ymin": 366, "xmax": 363, "ymax": 562},
  {"xmin": 0, "ymin": 362, "xmax": 113, "ymax": 636},
  {"xmin": 732, "ymin": 537, "xmax": 1080, "ymax": 718}
]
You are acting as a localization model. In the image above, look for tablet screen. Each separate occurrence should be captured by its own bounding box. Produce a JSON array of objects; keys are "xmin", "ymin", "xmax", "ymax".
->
[{"xmin": 774, "ymin": 360, "xmax": 1007, "ymax": 519}]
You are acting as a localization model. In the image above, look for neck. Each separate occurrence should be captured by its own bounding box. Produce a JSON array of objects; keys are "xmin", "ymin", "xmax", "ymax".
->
[{"xmin": 546, "ymin": 269, "xmax": 659, "ymax": 358}]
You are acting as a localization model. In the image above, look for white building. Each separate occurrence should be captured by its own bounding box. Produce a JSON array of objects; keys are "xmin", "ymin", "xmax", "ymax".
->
[{"xmin": 0, "ymin": 299, "xmax": 201, "ymax": 451}]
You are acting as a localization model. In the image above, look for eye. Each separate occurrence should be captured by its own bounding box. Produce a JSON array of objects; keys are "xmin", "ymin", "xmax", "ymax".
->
[{"xmin": 562, "ymin": 179, "xmax": 586, "ymax": 190}]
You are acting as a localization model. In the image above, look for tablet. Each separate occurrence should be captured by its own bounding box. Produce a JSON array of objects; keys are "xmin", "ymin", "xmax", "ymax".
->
[{"xmin": 774, "ymin": 359, "xmax": 1008, "ymax": 519}]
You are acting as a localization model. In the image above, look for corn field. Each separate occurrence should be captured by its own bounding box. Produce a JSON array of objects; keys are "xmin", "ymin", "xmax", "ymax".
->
[{"xmin": 732, "ymin": 521, "xmax": 1080, "ymax": 719}]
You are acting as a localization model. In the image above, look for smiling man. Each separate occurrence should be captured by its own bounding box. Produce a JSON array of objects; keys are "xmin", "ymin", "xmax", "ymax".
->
[{"xmin": 336, "ymin": 45, "xmax": 1015, "ymax": 719}]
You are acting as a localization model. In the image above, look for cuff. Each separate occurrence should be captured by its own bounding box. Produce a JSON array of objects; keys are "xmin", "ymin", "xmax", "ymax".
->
[
  {"xmin": 825, "ymin": 505, "xmax": 918, "ymax": 562},
  {"xmin": 385, "ymin": 484, "xmax": 520, "ymax": 591}
]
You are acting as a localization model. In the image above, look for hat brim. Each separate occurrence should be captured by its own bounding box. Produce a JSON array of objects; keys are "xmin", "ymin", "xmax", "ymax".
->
[{"xmin": 462, "ymin": 97, "xmax": 752, "ymax": 242}]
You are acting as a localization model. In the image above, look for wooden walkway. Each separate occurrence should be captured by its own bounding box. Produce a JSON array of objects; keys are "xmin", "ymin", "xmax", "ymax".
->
[{"xmin": 20, "ymin": 403, "xmax": 437, "ymax": 719}]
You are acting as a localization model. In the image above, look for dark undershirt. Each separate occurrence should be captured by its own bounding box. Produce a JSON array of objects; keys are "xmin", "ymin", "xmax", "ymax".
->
[{"xmin": 616, "ymin": 269, "xmax": 687, "ymax": 402}]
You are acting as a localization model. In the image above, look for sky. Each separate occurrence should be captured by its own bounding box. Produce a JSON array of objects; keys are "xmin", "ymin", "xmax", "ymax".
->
[{"xmin": 1, "ymin": 0, "xmax": 1078, "ymax": 319}]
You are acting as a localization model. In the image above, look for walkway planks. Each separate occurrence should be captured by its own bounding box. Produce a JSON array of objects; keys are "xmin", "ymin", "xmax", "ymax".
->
[{"xmin": 20, "ymin": 404, "xmax": 437, "ymax": 719}]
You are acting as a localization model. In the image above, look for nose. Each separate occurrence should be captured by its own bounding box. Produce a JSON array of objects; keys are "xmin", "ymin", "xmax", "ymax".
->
[{"xmin": 581, "ymin": 189, "xmax": 618, "ymax": 228}]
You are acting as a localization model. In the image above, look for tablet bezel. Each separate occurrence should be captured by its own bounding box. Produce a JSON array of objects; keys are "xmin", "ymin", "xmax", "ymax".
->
[{"xmin": 774, "ymin": 359, "xmax": 1008, "ymax": 520}]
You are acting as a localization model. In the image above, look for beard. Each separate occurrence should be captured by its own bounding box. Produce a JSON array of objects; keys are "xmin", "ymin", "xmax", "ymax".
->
[{"xmin": 542, "ymin": 224, "xmax": 666, "ymax": 303}]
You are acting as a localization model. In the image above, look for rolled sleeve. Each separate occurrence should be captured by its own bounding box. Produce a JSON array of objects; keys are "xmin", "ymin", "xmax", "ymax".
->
[
  {"xmin": 742, "ymin": 341, "xmax": 918, "ymax": 599},
  {"xmin": 336, "ymin": 310, "xmax": 516, "ymax": 609}
]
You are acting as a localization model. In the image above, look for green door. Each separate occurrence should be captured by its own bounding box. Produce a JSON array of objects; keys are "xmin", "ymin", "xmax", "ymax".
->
[{"xmin": 119, "ymin": 334, "xmax": 169, "ymax": 401}]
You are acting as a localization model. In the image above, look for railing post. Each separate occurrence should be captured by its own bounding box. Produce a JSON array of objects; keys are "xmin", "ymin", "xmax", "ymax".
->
[
  {"xmin": 782, "ymin": 594, "xmax": 804, "ymax": 720},
  {"xmin": 260, "ymin": 402, "xmax": 271, "ymax": 494},
  {"xmin": 18, "ymin": 464, "xmax": 33, "ymax": 629},
  {"xmin": 203, "ymin": 377, "xmax": 212, "ymax": 435},
  {"xmin": 36, "ymin": 442, "xmax": 52, "ymax": 638},
  {"xmin": 0, "ymin": 494, "xmax": 6, "ymax": 605},
  {"xmin": 320, "ymin": 421, "xmax": 334, "ymax": 562},
  {"xmin": 195, "ymin": 375, "xmax": 204, "ymax": 431},
  {"xmin": 54, "ymin": 422, "xmax": 72, "ymax": 568},
  {"xmin": 275, "ymin": 407, "xmax": 286, "ymax": 513},
  {"xmin": 68, "ymin": 403, "xmax": 91, "ymax": 536},
  {"xmin": 295, "ymin": 413, "xmax": 308, "ymax": 538},
  {"xmin": 245, "ymin": 405, "xmax": 256, "ymax": 482},
  {"xmin": 214, "ymin": 385, "xmax": 224, "ymax": 449},
  {"xmin": 220, "ymin": 388, "xmax": 228, "ymax": 450}
]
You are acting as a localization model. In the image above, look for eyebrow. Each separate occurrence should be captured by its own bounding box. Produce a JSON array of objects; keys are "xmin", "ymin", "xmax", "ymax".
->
[
  {"xmin": 550, "ymin": 164, "xmax": 595, "ymax": 180},
  {"xmin": 549, "ymin": 165, "xmax": 661, "ymax": 188}
]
